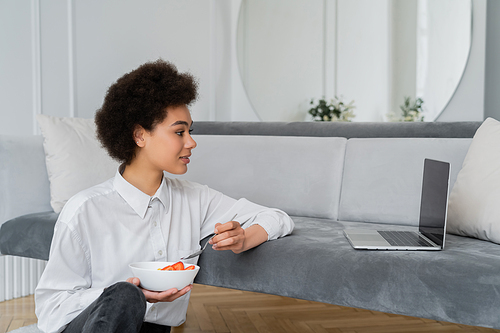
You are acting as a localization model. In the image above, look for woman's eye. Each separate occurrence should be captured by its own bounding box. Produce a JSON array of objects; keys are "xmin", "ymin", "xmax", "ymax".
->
[{"xmin": 175, "ymin": 129, "xmax": 193, "ymax": 136}]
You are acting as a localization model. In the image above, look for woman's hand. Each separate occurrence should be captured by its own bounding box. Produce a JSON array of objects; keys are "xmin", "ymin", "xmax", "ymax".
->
[
  {"xmin": 209, "ymin": 221, "xmax": 246, "ymax": 253},
  {"xmin": 209, "ymin": 221, "xmax": 268, "ymax": 254},
  {"xmin": 126, "ymin": 277, "xmax": 192, "ymax": 303}
]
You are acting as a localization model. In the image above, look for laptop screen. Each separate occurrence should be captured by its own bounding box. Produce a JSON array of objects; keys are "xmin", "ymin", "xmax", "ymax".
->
[{"xmin": 418, "ymin": 159, "xmax": 451, "ymax": 247}]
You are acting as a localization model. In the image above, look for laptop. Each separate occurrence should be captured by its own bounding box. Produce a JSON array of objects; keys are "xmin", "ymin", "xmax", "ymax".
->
[{"xmin": 343, "ymin": 158, "xmax": 451, "ymax": 251}]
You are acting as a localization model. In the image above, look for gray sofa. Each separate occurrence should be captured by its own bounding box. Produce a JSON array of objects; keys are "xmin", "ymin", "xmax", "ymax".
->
[{"xmin": 2, "ymin": 121, "xmax": 500, "ymax": 329}]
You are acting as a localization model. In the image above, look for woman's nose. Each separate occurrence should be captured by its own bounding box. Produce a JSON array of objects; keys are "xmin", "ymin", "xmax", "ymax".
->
[{"xmin": 186, "ymin": 134, "xmax": 197, "ymax": 149}]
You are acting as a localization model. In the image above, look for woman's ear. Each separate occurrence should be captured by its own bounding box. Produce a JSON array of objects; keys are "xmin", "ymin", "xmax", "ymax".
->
[{"xmin": 133, "ymin": 125, "xmax": 145, "ymax": 147}]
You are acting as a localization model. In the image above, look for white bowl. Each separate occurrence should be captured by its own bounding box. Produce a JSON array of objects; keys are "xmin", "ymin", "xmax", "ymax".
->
[{"xmin": 129, "ymin": 262, "xmax": 200, "ymax": 291}]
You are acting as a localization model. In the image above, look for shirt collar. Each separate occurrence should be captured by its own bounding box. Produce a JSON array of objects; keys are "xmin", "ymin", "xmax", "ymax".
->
[{"xmin": 113, "ymin": 165, "xmax": 169, "ymax": 219}]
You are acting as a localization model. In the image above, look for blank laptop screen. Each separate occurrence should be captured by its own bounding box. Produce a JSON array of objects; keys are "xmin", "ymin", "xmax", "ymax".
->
[{"xmin": 418, "ymin": 159, "xmax": 450, "ymax": 247}]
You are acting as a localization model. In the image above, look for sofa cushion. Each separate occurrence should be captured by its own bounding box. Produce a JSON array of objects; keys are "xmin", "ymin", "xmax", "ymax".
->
[
  {"xmin": 36, "ymin": 115, "xmax": 119, "ymax": 213},
  {"xmin": 0, "ymin": 135, "xmax": 52, "ymax": 225},
  {"xmin": 0, "ymin": 211, "xmax": 58, "ymax": 260},
  {"xmin": 196, "ymin": 216, "xmax": 500, "ymax": 329},
  {"xmin": 339, "ymin": 138, "xmax": 472, "ymax": 226},
  {"xmin": 175, "ymin": 135, "xmax": 347, "ymax": 219},
  {"xmin": 447, "ymin": 118, "xmax": 500, "ymax": 244}
]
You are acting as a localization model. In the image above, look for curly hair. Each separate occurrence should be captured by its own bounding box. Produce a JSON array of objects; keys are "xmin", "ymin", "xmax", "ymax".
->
[{"xmin": 95, "ymin": 59, "xmax": 198, "ymax": 164}]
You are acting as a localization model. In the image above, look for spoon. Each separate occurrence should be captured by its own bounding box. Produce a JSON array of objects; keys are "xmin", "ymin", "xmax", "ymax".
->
[{"xmin": 180, "ymin": 213, "xmax": 238, "ymax": 260}]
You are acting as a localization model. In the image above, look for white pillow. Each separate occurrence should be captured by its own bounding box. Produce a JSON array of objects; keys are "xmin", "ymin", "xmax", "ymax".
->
[
  {"xmin": 447, "ymin": 117, "xmax": 500, "ymax": 244},
  {"xmin": 37, "ymin": 114, "xmax": 119, "ymax": 213}
]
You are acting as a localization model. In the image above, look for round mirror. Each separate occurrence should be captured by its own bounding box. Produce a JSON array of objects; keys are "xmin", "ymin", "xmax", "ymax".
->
[{"xmin": 236, "ymin": 0, "xmax": 472, "ymax": 122}]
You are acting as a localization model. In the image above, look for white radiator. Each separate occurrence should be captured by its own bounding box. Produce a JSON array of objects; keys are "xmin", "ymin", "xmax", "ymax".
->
[{"xmin": 0, "ymin": 255, "xmax": 46, "ymax": 302}]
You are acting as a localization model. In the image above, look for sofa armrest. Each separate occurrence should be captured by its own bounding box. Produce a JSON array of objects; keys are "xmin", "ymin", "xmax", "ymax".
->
[
  {"xmin": 0, "ymin": 135, "xmax": 53, "ymax": 225},
  {"xmin": 0, "ymin": 211, "xmax": 58, "ymax": 259}
]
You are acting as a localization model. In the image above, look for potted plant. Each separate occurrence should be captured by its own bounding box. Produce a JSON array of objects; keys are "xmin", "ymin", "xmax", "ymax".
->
[
  {"xmin": 387, "ymin": 96, "xmax": 425, "ymax": 122},
  {"xmin": 308, "ymin": 96, "xmax": 356, "ymax": 122}
]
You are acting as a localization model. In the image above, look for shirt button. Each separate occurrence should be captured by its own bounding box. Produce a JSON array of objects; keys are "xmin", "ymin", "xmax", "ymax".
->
[
  {"xmin": 153, "ymin": 221, "xmax": 157, "ymax": 227},
  {"xmin": 158, "ymin": 250, "xmax": 163, "ymax": 256}
]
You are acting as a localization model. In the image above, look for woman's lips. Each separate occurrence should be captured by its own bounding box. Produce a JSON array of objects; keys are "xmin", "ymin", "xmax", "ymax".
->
[{"xmin": 180, "ymin": 156, "xmax": 191, "ymax": 164}]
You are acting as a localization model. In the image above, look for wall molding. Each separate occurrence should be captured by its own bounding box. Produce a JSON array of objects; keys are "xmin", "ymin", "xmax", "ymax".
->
[
  {"xmin": 324, "ymin": 0, "xmax": 337, "ymax": 99},
  {"xmin": 67, "ymin": 0, "xmax": 76, "ymax": 118},
  {"xmin": 230, "ymin": 0, "xmax": 260, "ymax": 121},
  {"xmin": 31, "ymin": 0, "xmax": 41, "ymax": 134},
  {"xmin": 209, "ymin": 0, "xmax": 216, "ymax": 121}
]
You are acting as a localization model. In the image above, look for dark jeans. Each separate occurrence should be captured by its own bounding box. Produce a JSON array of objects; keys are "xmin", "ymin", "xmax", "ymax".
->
[{"xmin": 63, "ymin": 282, "xmax": 171, "ymax": 333}]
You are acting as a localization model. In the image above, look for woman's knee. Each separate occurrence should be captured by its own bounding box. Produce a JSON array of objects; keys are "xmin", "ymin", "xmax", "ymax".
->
[
  {"xmin": 103, "ymin": 282, "xmax": 146, "ymax": 311},
  {"xmin": 65, "ymin": 282, "xmax": 146, "ymax": 333}
]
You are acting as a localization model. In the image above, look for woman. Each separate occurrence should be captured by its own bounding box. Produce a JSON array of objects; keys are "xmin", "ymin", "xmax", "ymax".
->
[{"xmin": 34, "ymin": 59, "xmax": 294, "ymax": 333}]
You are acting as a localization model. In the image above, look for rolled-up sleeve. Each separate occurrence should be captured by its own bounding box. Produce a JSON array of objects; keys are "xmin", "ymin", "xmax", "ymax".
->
[{"xmin": 248, "ymin": 209, "xmax": 294, "ymax": 241}]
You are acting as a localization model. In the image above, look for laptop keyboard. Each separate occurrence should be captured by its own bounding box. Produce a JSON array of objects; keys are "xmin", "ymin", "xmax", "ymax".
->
[{"xmin": 378, "ymin": 231, "xmax": 434, "ymax": 247}]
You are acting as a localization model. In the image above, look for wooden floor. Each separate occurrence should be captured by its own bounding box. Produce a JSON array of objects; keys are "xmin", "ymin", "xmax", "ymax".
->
[{"xmin": 1, "ymin": 284, "xmax": 499, "ymax": 333}]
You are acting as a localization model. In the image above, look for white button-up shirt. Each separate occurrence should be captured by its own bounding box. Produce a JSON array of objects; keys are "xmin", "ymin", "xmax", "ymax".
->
[{"xmin": 35, "ymin": 169, "xmax": 294, "ymax": 333}]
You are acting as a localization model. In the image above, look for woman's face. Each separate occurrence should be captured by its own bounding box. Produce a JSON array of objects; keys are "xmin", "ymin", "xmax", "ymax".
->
[{"xmin": 139, "ymin": 105, "xmax": 197, "ymax": 175}]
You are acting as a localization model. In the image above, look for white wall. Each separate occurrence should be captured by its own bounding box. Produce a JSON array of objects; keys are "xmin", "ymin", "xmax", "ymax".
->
[
  {"xmin": 236, "ymin": 0, "xmax": 392, "ymax": 122},
  {"xmin": 0, "ymin": 0, "xmax": 38, "ymax": 135},
  {"xmin": 336, "ymin": 0, "xmax": 391, "ymax": 121},
  {"xmin": 72, "ymin": 0, "xmax": 214, "ymax": 120},
  {"xmin": 484, "ymin": 0, "xmax": 500, "ymax": 121},
  {"xmin": 234, "ymin": 0, "xmax": 483, "ymax": 123},
  {"xmin": 436, "ymin": 0, "xmax": 486, "ymax": 121},
  {"xmin": 391, "ymin": 0, "xmax": 417, "ymax": 117},
  {"xmin": 0, "ymin": 0, "xmax": 240, "ymax": 136},
  {"xmin": 0, "ymin": 0, "xmax": 489, "ymax": 136}
]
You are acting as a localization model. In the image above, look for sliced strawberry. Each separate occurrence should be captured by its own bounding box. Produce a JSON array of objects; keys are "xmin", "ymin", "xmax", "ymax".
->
[
  {"xmin": 185, "ymin": 265, "xmax": 195, "ymax": 270},
  {"xmin": 171, "ymin": 261, "xmax": 184, "ymax": 271}
]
